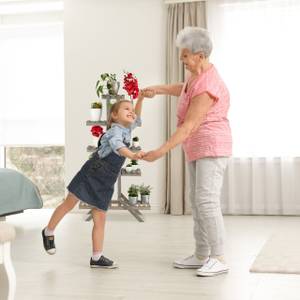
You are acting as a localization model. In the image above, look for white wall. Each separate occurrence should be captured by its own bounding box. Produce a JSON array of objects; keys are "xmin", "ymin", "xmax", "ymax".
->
[{"xmin": 64, "ymin": 0, "xmax": 167, "ymax": 212}]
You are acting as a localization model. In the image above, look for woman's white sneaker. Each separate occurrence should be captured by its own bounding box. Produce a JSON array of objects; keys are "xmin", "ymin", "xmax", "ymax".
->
[
  {"xmin": 173, "ymin": 255, "xmax": 209, "ymax": 269},
  {"xmin": 196, "ymin": 258, "xmax": 229, "ymax": 277}
]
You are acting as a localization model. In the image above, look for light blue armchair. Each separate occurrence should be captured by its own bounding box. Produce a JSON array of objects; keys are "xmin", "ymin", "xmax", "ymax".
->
[{"xmin": 0, "ymin": 168, "xmax": 43, "ymax": 217}]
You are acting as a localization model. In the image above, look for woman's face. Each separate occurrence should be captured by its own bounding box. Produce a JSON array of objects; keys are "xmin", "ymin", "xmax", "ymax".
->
[{"xmin": 180, "ymin": 48, "xmax": 201, "ymax": 73}]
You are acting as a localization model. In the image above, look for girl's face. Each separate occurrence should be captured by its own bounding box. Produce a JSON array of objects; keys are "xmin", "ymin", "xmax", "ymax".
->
[
  {"xmin": 113, "ymin": 102, "xmax": 135, "ymax": 126},
  {"xmin": 180, "ymin": 48, "xmax": 203, "ymax": 73}
]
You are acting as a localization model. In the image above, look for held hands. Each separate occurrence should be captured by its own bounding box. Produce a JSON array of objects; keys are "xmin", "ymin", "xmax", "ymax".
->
[
  {"xmin": 132, "ymin": 151, "xmax": 146, "ymax": 160},
  {"xmin": 142, "ymin": 149, "xmax": 164, "ymax": 162},
  {"xmin": 131, "ymin": 149, "xmax": 164, "ymax": 162},
  {"xmin": 140, "ymin": 88, "xmax": 156, "ymax": 98}
]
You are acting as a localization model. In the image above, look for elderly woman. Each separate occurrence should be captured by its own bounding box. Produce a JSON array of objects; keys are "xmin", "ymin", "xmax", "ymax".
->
[{"xmin": 142, "ymin": 27, "xmax": 232, "ymax": 277}]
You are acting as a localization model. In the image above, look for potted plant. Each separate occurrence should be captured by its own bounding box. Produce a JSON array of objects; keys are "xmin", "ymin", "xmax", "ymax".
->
[
  {"xmin": 90, "ymin": 101, "xmax": 102, "ymax": 121},
  {"xmin": 96, "ymin": 73, "xmax": 120, "ymax": 97},
  {"xmin": 139, "ymin": 184, "xmax": 152, "ymax": 204},
  {"xmin": 128, "ymin": 184, "xmax": 139, "ymax": 205},
  {"xmin": 131, "ymin": 159, "xmax": 139, "ymax": 171},
  {"xmin": 125, "ymin": 163, "xmax": 132, "ymax": 173},
  {"xmin": 132, "ymin": 136, "xmax": 140, "ymax": 148}
]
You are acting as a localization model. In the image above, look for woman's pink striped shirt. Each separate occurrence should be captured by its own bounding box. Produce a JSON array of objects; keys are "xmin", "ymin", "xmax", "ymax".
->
[{"xmin": 177, "ymin": 65, "xmax": 232, "ymax": 162}]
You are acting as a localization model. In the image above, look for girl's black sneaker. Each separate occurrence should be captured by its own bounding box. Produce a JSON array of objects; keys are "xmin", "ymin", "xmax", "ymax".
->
[
  {"xmin": 90, "ymin": 255, "xmax": 118, "ymax": 269},
  {"xmin": 42, "ymin": 229, "xmax": 56, "ymax": 255}
]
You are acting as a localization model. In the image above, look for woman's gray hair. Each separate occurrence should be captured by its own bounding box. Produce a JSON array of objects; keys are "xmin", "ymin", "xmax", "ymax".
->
[{"xmin": 176, "ymin": 27, "xmax": 213, "ymax": 57}]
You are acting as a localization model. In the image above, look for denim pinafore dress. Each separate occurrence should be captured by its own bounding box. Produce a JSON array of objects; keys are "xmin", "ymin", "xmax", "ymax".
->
[{"xmin": 67, "ymin": 143, "xmax": 128, "ymax": 211}]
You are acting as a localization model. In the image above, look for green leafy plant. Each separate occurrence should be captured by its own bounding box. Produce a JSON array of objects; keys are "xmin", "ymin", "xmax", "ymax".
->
[
  {"xmin": 139, "ymin": 184, "xmax": 152, "ymax": 196},
  {"xmin": 96, "ymin": 73, "xmax": 119, "ymax": 97},
  {"xmin": 126, "ymin": 163, "xmax": 132, "ymax": 167},
  {"xmin": 133, "ymin": 136, "xmax": 139, "ymax": 142},
  {"xmin": 91, "ymin": 101, "xmax": 102, "ymax": 109},
  {"xmin": 128, "ymin": 184, "xmax": 139, "ymax": 197},
  {"xmin": 131, "ymin": 159, "xmax": 138, "ymax": 166}
]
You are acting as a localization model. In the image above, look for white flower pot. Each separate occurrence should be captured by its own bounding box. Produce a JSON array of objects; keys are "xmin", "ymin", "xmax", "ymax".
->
[
  {"xmin": 131, "ymin": 164, "xmax": 138, "ymax": 171},
  {"xmin": 92, "ymin": 136, "xmax": 99, "ymax": 147},
  {"xmin": 128, "ymin": 196, "xmax": 138, "ymax": 205},
  {"xmin": 90, "ymin": 108, "xmax": 102, "ymax": 121},
  {"xmin": 125, "ymin": 166, "xmax": 132, "ymax": 173},
  {"xmin": 133, "ymin": 141, "xmax": 140, "ymax": 148},
  {"xmin": 141, "ymin": 195, "xmax": 150, "ymax": 204}
]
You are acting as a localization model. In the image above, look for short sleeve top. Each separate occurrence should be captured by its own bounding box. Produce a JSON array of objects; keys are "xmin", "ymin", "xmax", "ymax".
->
[{"xmin": 177, "ymin": 65, "xmax": 232, "ymax": 161}]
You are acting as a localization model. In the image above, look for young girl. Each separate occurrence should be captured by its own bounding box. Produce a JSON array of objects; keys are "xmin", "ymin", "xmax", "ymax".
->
[{"xmin": 42, "ymin": 94, "xmax": 145, "ymax": 268}]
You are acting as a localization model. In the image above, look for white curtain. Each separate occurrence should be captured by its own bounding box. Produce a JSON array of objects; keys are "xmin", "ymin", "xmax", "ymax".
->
[
  {"xmin": 0, "ymin": 1, "xmax": 64, "ymax": 146},
  {"xmin": 221, "ymin": 157, "xmax": 300, "ymax": 215},
  {"xmin": 206, "ymin": 0, "xmax": 300, "ymax": 157},
  {"xmin": 205, "ymin": 0, "xmax": 300, "ymax": 214}
]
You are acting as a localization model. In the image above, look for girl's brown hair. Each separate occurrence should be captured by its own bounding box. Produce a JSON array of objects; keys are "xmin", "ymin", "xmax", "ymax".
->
[{"xmin": 107, "ymin": 100, "xmax": 132, "ymax": 127}]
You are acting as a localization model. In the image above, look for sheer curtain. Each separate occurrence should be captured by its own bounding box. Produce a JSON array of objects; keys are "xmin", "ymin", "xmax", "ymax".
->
[{"xmin": 206, "ymin": 0, "xmax": 300, "ymax": 214}]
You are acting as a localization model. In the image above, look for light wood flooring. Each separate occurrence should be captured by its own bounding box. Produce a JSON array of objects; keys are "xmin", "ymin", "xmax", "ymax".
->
[{"xmin": 1, "ymin": 210, "xmax": 300, "ymax": 300}]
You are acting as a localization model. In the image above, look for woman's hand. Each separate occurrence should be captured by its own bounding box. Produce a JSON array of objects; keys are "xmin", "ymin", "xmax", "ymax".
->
[
  {"xmin": 142, "ymin": 149, "xmax": 164, "ymax": 162},
  {"xmin": 140, "ymin": 88, "xmax": 156, "ymax": 98}
]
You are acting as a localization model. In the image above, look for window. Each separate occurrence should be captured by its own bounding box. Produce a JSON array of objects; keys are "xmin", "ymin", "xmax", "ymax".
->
[
  {"xmin": 6, "ymin": 146, "xmax": 65, "ymax": 208},
  {"xmin": 0, "ymin": 1, "xmax": 64, "ymax": 206},
  {"xmin": 0, "ymin": 23, "xmax": 64, "ymax": 145},
  {"xmin": 207, "ymin": 0, "xmax": 300, "ymax": 157},
  {"xmin": 0, "ymin": 1, "xmax": 64, "ymax": 145}
]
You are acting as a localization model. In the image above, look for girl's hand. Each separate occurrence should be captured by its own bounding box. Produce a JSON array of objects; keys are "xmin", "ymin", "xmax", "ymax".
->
[{"xmin": 137, "ymin": 92, "xmax": 145, "ymax": 101}]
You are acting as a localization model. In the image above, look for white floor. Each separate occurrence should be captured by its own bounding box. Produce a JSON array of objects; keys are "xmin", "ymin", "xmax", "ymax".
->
[{"xmin": 1, "ymin": 210, "xmax": 300, "ymax": 300}]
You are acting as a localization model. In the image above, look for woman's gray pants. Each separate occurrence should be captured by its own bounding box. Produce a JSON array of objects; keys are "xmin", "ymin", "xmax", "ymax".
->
[{"xmin": 188, "ymin": 157, "xmax": 228, "ymax": 257}]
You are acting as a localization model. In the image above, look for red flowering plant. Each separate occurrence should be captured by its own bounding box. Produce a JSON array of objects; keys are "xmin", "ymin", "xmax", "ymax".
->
[
  {"xmin": 90, "ymin": 125, "xmax": 103, "ymax": 137},
  {"xmin": 123, "ymin": 71, "xmax": 139, "ymax": 99}
]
